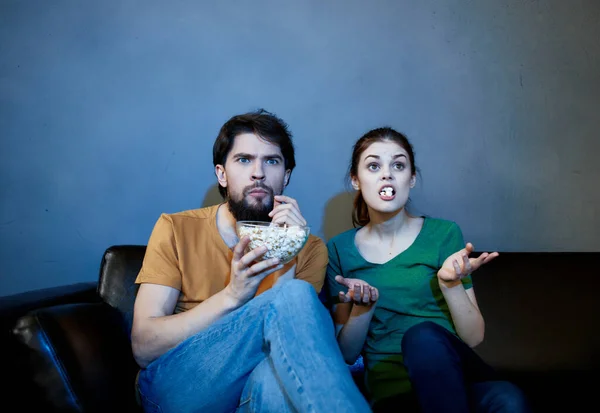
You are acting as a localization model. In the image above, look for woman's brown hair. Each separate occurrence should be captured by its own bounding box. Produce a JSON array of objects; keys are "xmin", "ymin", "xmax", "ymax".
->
[{"xmin": 349, "ymin": 127, "xmax": 417, "ymax": 227}]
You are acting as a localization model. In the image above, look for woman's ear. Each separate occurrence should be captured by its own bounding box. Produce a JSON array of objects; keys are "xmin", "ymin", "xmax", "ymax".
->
[
  {"xmin": 410, "ymin": 175, "xmax": 416, "ymax": 188},
  {"xmin": 351, "ymin": 177, "xmax": 360, "ymax": 191}
]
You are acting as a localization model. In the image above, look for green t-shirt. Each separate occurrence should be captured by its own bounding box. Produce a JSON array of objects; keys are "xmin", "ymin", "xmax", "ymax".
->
[{"xmin": 326, "ymin": 217, "xmax": 473, "ymax": 404}]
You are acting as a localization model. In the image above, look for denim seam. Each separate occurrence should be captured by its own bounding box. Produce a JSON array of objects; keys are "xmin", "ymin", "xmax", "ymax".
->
[
  {"xmin": 268, "ymin": 302, "xmax": 316, "ymax": 413},
  {"xmin": 138, "ymin": 382, "xmax": 163, "ymax": 413}
]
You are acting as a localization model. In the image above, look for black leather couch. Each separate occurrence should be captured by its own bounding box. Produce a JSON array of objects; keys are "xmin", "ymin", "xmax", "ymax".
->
[{"xmin": 1, "ymin": 246, "xmax": 598, "ymax": 412}]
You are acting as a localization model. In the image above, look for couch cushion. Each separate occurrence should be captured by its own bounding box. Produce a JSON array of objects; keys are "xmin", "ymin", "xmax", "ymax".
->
[
  {"xmin": 12, "ymin": 302, "xmax": 142, "ymax": 412},
  {"xmin": 98, "ymin": 245, "xmax": 146, "ymax": 337}
]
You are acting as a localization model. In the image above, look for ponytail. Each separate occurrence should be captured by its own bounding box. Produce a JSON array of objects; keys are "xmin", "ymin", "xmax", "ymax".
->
[{"xmin": 352, "ymin": 191, "xmax": 370, "ymax": 227}]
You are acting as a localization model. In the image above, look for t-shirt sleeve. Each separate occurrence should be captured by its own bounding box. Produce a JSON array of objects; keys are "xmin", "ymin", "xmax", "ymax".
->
[
  {"xmin": 326, "ymin": 238, "xmax": 346, "ymax": 302},
  {"xmin": 295, "ymin": 236, "xmax": 328, "ymax": 293},
  {"xmin": 438, "ymin": 221, "xmax": 473, "ymax": 290},
  {"xmin": 135, "ymin": 213, "xmax": 182, "ymax": 290}
]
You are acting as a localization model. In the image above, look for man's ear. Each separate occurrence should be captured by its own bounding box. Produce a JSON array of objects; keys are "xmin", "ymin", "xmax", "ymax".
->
[
  {"xmin": 351, "ymin": 177, "xmax": 360, "ymax": 191},
  {"xmin": 215, "ymin": 165, "xmax": 227, "ymax": 189},
  {"xmin": 410, "ymin": 175, "xmax": 416, "ymax": 188},
  {"xmin": 284, "ymin": 169, "xmax": 291, "ymax": 187}
]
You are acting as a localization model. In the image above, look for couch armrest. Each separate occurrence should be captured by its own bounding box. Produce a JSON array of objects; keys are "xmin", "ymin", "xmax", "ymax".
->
[
  {"xmin": 0, "ymin": 282, "xmax": 99, "ymax": 325},
  {"xmin": 11, "ymin": 302, "xmax": 142, "ymax": 412}
]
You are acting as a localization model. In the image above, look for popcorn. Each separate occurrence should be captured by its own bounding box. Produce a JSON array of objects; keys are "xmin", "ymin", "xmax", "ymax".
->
[
  {"xmin": 379, "ymin": 187, "xmax": 394, "ymax": 197},
  {"xmin": 237, "ymin": 223, "xmax": 309, "ymax": 263}
]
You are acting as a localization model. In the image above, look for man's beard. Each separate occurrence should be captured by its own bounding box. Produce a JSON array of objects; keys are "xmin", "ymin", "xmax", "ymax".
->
[{"xmin": 227, "ymin": 184, "xmax": 277, "ymax": 222}]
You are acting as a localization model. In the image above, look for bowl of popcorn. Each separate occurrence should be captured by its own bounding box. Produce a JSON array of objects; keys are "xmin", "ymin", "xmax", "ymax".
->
[{"xmin": 235, "ymin": 221, "xmax": 310, "ymax": 265}]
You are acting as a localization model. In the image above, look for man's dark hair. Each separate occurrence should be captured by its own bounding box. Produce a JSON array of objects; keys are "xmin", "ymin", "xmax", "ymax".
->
[{"xmin": 212, "ymin": 109, "xmax": 296, "ymax": 198}]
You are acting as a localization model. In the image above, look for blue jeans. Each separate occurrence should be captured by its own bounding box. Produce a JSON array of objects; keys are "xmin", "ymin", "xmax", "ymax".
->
[
  {"xmin": 137, "ymin": 279, "xmax": 371, "ymax": 413},
  {"xmin": 397, "ymin": 321, "xmax": 531, "ymax": 413}
]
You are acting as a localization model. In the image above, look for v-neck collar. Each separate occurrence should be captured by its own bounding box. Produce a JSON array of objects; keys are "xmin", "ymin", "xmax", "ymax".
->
[{"xmin": 351, "ymin": 216, "xmax": 428, "ymax": 266}]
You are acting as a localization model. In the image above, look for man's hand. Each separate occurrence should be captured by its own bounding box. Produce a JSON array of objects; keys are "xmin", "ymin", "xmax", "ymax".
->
[
  {"xmin": 335, "ymin": 275, "xmax": 379, "ymax": 307},
  {"xmin": 224, "ymin": 236, "xmax": 283, "ymax": 306},
  {"xmin": 268, "ymin": 195, "xmax": 307, "ymax": 226},
  {"xmin": 438, "ymin": 243, "xmax": 499, "ymax": 288}
]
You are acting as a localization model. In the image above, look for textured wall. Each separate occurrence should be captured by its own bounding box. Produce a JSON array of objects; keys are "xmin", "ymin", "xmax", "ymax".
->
[{"xmin": 1, "ymin": 0, "xmax": 599, "ymax": 296}]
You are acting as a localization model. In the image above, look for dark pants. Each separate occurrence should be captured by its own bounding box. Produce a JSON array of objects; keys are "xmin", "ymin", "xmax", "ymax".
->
[{"xmin": 375, "ymin": 321, "xmax": 532, "ymax": 413}]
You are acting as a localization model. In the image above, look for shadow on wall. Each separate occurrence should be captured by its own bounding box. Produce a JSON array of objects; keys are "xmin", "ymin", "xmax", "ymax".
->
[
  {"xmin": 322, "ymin": 191, "xmax": 356, "ymax": 242},
  {"xmin": 202, "ymin": 184, "xmax": 223, "ymax": 208}
]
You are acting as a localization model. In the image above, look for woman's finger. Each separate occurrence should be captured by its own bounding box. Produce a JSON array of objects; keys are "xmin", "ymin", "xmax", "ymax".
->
[
  {"xmin": 362, "ymin": 286, "xmax": 371, "ymax": 303},
  {"xmin": 371, "ymin": 287, "xmax": 379, "ymax": 302},
  {"xmin": 353, "ymin": 284, "xmax": 362, "ymax": 304},
  {"xmin": 463, "ymin": 254, "xmax": 472, "ymax": 273},
  {"xmin": 338, "ymin": 291, "xmax": 351, "ymax": 303},
  {"xmin": 482, "ymin": 252, "xmax": 499, "ymax": 264},
  {"xmin": 452, "ymin": 259, "xmax": 462, "ymax": 277},
  {"xmin": 335, "ymin": 275, "xmax": 350, "ymax": 287}
]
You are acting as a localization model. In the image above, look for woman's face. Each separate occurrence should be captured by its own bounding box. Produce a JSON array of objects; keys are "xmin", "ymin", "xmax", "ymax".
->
[{"xmin": 352, "ymin": 140, "xmax": 415, "ymax": 216}]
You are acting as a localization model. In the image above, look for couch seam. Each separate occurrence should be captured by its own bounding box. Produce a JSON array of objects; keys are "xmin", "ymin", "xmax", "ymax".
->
[{"xmin": 35, "ymin": 313, "xmax": 84, "ymax": 411}]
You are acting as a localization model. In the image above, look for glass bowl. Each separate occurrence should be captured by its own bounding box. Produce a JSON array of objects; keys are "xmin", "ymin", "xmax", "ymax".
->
[{"xmin": 235, "ymin": 221, "xmax": 311, "ymax": 265}]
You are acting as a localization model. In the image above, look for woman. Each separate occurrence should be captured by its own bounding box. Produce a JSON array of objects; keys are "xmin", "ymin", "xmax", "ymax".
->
[{"xmin": 327, "ymin": 127, "xmax": 530, "ymax": 413}]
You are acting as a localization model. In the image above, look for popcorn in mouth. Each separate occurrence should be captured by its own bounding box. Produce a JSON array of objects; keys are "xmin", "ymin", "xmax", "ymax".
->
[{"xmin": 379, "ymin": 187, "xmax": 395, "ymax": 197}]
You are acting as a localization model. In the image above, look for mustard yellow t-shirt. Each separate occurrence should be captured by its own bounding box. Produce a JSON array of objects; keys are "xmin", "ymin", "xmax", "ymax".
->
[{"xmin": 135, "ymin": 204, "xmax": 328, "ymax": 313}]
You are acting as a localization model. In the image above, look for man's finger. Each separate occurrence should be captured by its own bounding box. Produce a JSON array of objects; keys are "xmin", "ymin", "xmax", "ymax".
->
[
  {"xmin": 232, "ymin": 236, "xmax": 251, "ymax": 261},
  {"xmin": 246, "ymin": 257, "xmax": 282, "ymax": 277},
  {"xmin": 270, "ymin": 205, "xmax": 306, "ymax": 226},
  {"xmin": 270, "ymin": 209, "xmax": 305, "ymax": 226},
  {"xmin": 239, "ymin": 245, "xmax": 269, "ymax": 267},
  {"xmin": 274, "ymin": 195, "xmax": 300, "ymax": 211}
]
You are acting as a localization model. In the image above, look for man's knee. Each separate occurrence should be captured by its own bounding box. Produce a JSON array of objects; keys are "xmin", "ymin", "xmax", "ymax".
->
[
  {"xmin": 271, "ymin": 279, "xmax": 329, "ymax": 324},
  {"xmin": 275, "ymin": 279, "xmax": 319, "ymax": 304}
]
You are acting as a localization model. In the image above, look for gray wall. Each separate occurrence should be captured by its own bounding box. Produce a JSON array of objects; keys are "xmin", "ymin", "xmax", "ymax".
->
[{"xmin": 1, "ymin": 0, "xmax": 599, "ymax": 297}]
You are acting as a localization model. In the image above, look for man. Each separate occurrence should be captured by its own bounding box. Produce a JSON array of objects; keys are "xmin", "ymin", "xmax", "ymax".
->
[{"xmin": 131, "ymin": 109, "xmax": 371, "ymax": 412}]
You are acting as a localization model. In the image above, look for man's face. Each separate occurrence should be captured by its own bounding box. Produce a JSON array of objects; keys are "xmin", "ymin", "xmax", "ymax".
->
[{"xmin": 215, "ymin": 133, "xmax": 290, "ymax": 221}]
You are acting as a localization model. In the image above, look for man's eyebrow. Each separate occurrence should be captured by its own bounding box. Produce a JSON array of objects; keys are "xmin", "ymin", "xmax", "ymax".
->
[
  {"xmin": 264, "ymin": 153, "xmax": 284, "ymax": 160},
  {"xmin": 232, "ymin": 153, "xmax": 283, "ymax": 160},
  {"xmin": 232, "ymin": 153, "xmax": 255, "ymax": 159}
]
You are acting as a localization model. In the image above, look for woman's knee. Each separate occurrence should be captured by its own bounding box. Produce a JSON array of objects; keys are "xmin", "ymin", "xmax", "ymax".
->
[
  {"xmin": 471, "ymin": 381, "xmax": 531, "ymax": 413},
  {"xmin": 401, "ymin": 321, "xmax": 449, "ymax": 354}
]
